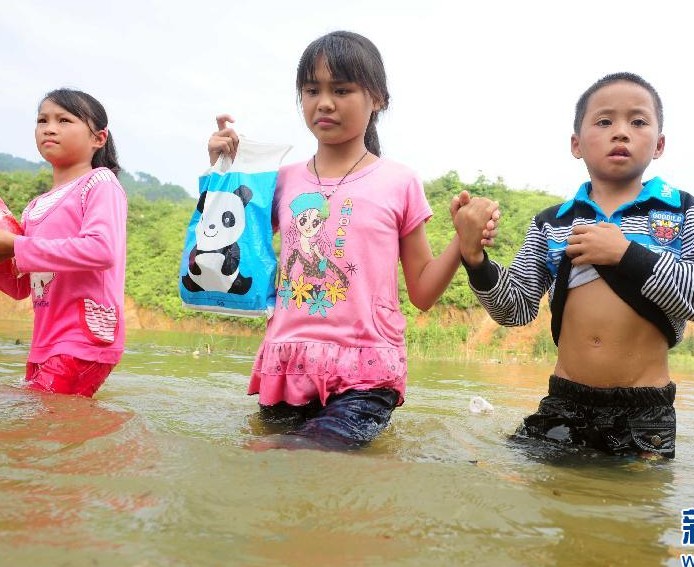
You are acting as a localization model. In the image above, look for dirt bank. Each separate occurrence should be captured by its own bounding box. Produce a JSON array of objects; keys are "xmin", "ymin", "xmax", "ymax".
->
[
  {"xmin": 0, "ymin": 293, "xmax": 544, "ymax": 354},
  {"xmin": 0, "ymin": 294, "xmax": 257, "ymax": 337},
  {"xmin": 4, "ymin": 294, "xmax": 689, "ymax": 359}
]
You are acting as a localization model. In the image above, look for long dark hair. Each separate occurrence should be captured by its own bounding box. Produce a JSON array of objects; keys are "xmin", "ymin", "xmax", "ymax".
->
[
  {"xmin": 296, "ymin": 31, "xmax": 390, "ymax": 156},
  {"xmin": 40, "ymin": 88, "xmax": 121, "ymax": 176}
]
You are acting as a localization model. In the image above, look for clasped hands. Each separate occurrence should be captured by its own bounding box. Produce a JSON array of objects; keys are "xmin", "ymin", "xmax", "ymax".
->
[{"xmin": 451, "ymin": 190, "xmax": 628, "ymax": 269}]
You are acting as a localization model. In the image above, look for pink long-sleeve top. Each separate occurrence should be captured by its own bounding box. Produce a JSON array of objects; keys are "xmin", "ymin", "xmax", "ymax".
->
[{"xmin": 0, "ymin": 168, "xmax": 127, "ymax": 364}]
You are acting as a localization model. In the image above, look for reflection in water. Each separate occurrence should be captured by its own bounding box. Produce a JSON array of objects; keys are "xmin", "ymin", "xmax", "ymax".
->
[
  {"xmin": 0, "ymin": 384, "xmax": 161, "ymax": 558},
  {"xmin": 0, "ymin": 322, "xmax": 692, "ymax": 566},
  {"xmin": 0, "ymin": 387, "xmax": 134, "ymax": 470}
]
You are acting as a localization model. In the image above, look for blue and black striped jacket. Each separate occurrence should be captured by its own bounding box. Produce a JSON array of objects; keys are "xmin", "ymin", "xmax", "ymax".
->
[{"xmin": 465, "ymin": 177, "xmax": 694, "ymax": 348}]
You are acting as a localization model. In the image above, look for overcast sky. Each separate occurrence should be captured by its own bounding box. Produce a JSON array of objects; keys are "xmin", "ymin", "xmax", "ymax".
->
[{"xmin": 1, "ymin": 1, "xmax": 692, "ymax": 198}]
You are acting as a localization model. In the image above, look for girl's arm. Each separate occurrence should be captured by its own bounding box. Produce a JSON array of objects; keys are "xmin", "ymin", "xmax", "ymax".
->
[
  {"xmin": 14, "ymin": 179, "xmax": 127, "ymax": 273},
  {"xmin": 400, "ymin": 192, "xmax": 500, "ymax": 312},
  {"xmin": 400, "ymin": 225, "xmax": 464, "ymax": 311},
  {"xmin": 0, "ymin": 230, "xmax": 17, "ymax": 259}
]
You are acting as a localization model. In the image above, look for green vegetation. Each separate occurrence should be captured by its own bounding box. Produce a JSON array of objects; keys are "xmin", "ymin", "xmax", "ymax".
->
[
  {"xmin": 125, "ymin": 196, "xmax": 193, "ymax": 317},
  {"xmin": 0, "ymin": 168, "xmax": 53, "ymax": 214},
  {"xmin": 532, "ymin": 329, "xmax": 558, "ymax": 359},
  {"xmin": 0, "ymin": 154, "xmax": 566, "ymax": 353},
  {"xmin": 0, "ymin": 153, "xmax": 193, "ymax": 207},
  {"xmin": 119, "ymin": 171, "xmax": 193, "ymax": 202},
  {"xmin": 0, "ymin": 152, "xmax": 48, "ymax": 173},
  {"xmin": 418, "ymin": 171, "xmax": 561, "ymax": 313}
]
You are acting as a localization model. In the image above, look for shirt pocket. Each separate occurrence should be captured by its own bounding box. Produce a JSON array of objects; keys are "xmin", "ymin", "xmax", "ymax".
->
[
  {"xmin": 371, "ymin": 295, "xmax": 406, "ymax": 346},
  {"xmin": 79, "ymin": 298, "xmax": 118, "ymax": 345}
]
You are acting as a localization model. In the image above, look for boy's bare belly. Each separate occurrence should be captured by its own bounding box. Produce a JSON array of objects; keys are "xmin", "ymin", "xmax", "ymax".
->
[{"xmin": 554, "ymin": 277, "xmax": 670, "ymax": 388}]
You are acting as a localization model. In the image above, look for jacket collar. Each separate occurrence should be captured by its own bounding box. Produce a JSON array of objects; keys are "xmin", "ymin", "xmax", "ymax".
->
[{"xmin": 557, "ymin": 177, "xmax": 680, "ymax": 217}]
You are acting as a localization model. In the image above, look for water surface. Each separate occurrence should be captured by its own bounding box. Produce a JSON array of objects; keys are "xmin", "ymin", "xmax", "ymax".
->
[{"xmin": 0, "ymin": 320, "xmax": 692, "ymax": 566}]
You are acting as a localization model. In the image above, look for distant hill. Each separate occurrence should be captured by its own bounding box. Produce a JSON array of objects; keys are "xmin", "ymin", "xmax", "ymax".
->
[
  {"xmin": 0, "ymin": 153, "xmax": 48, "ymax": 172},
  {"xmin": 118, "ymin": 170, "xmax": 194, "ymax": 202},
  {"xmin": 0, "ymin": 152, "xmax": 193, "ymax": 202}
]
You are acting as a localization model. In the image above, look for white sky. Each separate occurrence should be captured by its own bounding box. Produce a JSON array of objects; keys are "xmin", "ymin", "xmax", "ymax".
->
[{"xmin": 1, "ymin": 0, "xmax": 692, "ymax": 198}]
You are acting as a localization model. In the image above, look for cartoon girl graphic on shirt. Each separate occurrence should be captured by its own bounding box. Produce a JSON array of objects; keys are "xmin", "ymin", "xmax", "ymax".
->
[{"xmin": 279, "ymin": 192, "xmax": 349, "ymax": 316}]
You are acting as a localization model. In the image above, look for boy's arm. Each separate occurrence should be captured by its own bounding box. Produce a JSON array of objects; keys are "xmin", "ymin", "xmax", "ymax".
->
[
  {"xmin": 462, "ymin": 217, "xmax": 553, "ymax": 327},
  {"xmin": 567, "ymin": 208, "xmax": 694, "ymax": 323},
  {"xmin": 618, "ymin": 209, "xmax": 694, "ymax": 321}
]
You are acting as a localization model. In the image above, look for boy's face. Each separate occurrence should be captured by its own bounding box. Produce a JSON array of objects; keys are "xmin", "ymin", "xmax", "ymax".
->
[{"xmin": 571, "ymin": 81, "xmax": 665, "ymax": 186}]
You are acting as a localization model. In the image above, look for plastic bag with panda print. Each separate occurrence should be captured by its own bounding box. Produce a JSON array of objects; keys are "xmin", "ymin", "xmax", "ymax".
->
[{"xmin": 179, "ymin": 136, "xmax": 291, "ymax": 317}]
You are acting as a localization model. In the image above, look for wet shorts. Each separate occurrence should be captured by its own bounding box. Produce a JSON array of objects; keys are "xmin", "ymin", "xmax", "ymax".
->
[
  {"xmin": 25, "ymin": 354, "xmax": 114, "ymax": 398},
  {"xmin": 258, "ymin": 388, "xmax": 400, "ymax": 449},
  {"xmin": 514, "ymin": 375, "xmax": 676, "ymax": 458}
]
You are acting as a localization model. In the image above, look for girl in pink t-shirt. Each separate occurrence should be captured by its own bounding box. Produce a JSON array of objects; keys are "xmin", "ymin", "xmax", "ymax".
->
[
  {"xmin": 208, "ymin": 31, "xmax": 499, "ymax": 449},
  {"xmin": 0, "ymin": 89, "xmax": 127, "ymax": 397}
]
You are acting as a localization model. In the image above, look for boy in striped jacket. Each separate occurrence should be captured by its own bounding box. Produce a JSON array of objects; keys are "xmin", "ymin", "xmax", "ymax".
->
[{"xmin": 454, "ymin": 72, "xmax": 694, "ymax": 459}]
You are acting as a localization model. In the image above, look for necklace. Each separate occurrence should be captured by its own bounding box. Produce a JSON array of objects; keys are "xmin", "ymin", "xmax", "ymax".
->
[{"xmin": 312, "ymin": 150, "xmax": 369, "ymax": 199}]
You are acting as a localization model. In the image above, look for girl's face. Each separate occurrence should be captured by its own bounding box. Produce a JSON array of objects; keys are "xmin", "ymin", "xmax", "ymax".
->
[
  {"xmin": 35, "ymin": 99, "xmax": 106, "ymax": 170},
  {"xmin": 300, "ymin": 56, "xmax": 379, "ymax": 149},
  {"xmin": 296, "ymin": 208, "xmax": 323, "ymax": 239},
  {"xmin": 571, "ymin": 81, "xmax": 665, "ymax": 187}
]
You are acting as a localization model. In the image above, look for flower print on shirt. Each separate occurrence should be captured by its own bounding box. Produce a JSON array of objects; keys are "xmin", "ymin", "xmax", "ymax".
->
[{"xmin": 281, "ymin": 191, "xmax": 349, "ymax": 317}]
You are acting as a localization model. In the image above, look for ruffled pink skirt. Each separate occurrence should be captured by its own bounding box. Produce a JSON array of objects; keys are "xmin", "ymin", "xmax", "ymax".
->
[{"xmin": 249, "ymin": 341, "xmax": 407, "ymax": 406}]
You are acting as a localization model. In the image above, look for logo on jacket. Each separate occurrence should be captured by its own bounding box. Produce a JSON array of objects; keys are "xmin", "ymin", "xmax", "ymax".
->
[{"xmin": 649, "ymin": 211, "xmax": 683, "ymax": 245}]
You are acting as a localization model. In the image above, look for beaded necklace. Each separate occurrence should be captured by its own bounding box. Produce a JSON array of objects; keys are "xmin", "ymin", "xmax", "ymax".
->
[{"xmin": 312, "ymin": 150, "xmax": 368, "ymax": 199}]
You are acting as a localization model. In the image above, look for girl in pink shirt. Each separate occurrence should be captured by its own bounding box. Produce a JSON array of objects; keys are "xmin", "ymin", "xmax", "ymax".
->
[
  {"xmin": 207, "ymin": 31, "xmax": 499, "ymax": 449},
  {"xmin": 0, "ymin": 89, "xmax": 127, "ymax": 397}
]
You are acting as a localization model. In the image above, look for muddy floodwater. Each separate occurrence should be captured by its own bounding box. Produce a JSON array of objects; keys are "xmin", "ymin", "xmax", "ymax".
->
[{"xmin": 1, "ymin": 319, "xmax": 693, "ymax": 566}]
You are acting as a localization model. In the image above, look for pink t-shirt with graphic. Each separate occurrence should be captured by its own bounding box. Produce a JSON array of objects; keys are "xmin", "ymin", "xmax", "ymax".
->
[
  {"xmin": 249, "ymin": 158, "xmax": 432, "ymax": 406},
  {"xmin": 0, "ymin": 168, "xmax": 127, "ymax": 364}
]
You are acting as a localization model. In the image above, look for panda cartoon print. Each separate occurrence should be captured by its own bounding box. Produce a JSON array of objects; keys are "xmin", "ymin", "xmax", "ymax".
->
[{"xmin": 182, "ymin": 185, "xmax": 253, "ymax": 295}]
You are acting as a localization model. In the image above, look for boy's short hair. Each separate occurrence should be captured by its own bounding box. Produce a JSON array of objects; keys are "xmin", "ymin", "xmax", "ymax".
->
[{"xmin": 573, "ymin": 72, "xmax": 663, "ymax": 134}]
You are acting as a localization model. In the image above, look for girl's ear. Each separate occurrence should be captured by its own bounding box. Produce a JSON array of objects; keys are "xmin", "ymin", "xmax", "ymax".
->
[
  {"xmin": 93, "ymin": 129, "xmax": 108, "ymax": 149},
  {"xmin": 369, "ymin": 92, "xmax": 384, "ymax": 113}
]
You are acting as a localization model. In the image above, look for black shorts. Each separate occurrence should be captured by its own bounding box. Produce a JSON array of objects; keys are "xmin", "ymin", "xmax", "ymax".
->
[
  {"xmin": 257, "ymin": 388, "xmax": 400, "ymax": 450},
  {"xmin": 514, "ymin": 375, "xmax": 676, "ymax": 458}
]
